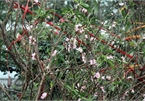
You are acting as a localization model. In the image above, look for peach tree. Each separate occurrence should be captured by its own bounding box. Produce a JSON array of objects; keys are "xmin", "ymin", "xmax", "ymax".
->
[{"xmin": 0, "ymin": 0, "xmax": 145, "ymax": 100}]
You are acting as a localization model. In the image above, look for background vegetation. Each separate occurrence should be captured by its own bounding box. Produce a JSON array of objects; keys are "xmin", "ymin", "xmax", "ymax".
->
[{"xmin": 0, "ymin": 0, "xmax": 145, "ymax": 100}]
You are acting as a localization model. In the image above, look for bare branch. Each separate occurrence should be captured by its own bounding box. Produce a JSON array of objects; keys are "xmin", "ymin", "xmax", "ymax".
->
[
  {"xmin": 35, "ymin": 72, "xmax": 46, "ymax": 100},
  {"xmin": 0, "ymin": 83, "xmax": 13, "ymax": 101},
  {"xmin": 3, "ymin": 0, "xmax": 14, "ymax": 26}
]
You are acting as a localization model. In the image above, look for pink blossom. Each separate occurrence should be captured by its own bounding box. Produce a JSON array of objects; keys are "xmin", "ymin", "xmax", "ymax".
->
[
  {"xmin": 29, "ymin": 36, "xmax": 36, "ymax": 45},
  {"xmin": 108, "ymin": 26, "xmax": 112, "ymax": 29},
  {"xmin": 59, "ymin": 18, "xmax": 65, "ymax": 23},
  {"xmin": 111, "ymin": 13, "xmax": 114, "ymax": 15},
  {"xmin": 76, "ymin": 47, "xmax": 83, "ymax": 53},
  {"xmin": 94, "ymin": 92, "xmax": 98, "ymax": 97},
  {"xmin": 131, "ymin": 89, "xmax": 134, "ymax": 93},
  {"xmin": 16, "ymin": 33, "xmax": 20, "ymax": 39},
  {"xmin": 79, "ymin": 29, "xmax": 84, "ymax": 33},
  {"xmin": 119, "ymin": 2, "xmax": 124, "ymax": 6},
  {"xmin": 127, "ymin": 76, "xmax": 133, "ymax": 80},
  {"xmin": 106, "ymin": 55, "xmax": 114, "ymax": 59},
  {"xmin": 70, "ymin": 38, "xmax": 77, "ymax": 49},
  {"xmin": 46, "ymin": 65, "xmax": 50, "ymax": 69},
  {"xmin": 112, "ymin": 21, "xmax": 116, "ymax": 27},
  {"xmin": 34, "ymin": 0, "xmax": 38, "ymax": 3},
  {"xmin": 124, "ymin": 91, "xmax": 129, "ymax": 96},
  {"xmin": 75, "ymin": 24, "xmax": 84, "ymax": 33},
  {"xmin": 54, "ymin": 29, "xmax": 59, "ymax": 35},
  {"xmin": 85, "ymin": 35, "xmax": 88, "ymax": 39},
  {"xmin": 90, "ymin": 59, "xmax": 97, "ymax": 65},
  {"xmin": 32, "ymin": 52, "xmax": 36, "ymax": 60},
  {"xmin": 65, "ymin": 37, "xmax": 77, "ymax": 52},
  {"xmin": 75, "ymin": 24, "xmax": 82, "ymax": 32},
  {"xmin": 52, "ymin": 50, "xmax": 57, "ymax": 57},
  {"xmin": 77, "ymin": 83, "xmax": 80, "ymax": 87},
  {"xmin": 111, "ymin": 41, "xmax": 115, "ymax": 45},
  {"xmin": 106, "ymin": 76, "xmax": 111, "ymax": 80},
  {"xmin": 94, "ymin": 72, "xmax": 100, "ymax": 79},
  {"xmin": 81, "ymin": 86, "xmax": 86, "ymax": 91},
  {"xmin": 47, "ymin": 16, "xmax": 50, "ymax": 19},
  {"xmin": 100, "ymin": 86, "xmax": 105, "ymax": 93},
  {"xmin": 122, "ymin": 95, "xmax": 125, "ymax": 100},
  {"xmin": 121, "ymin": 56, "xmax": 126, "ymax": 62},
  {"xmin": 78, "ymin": 98, "xmax": 81, "ymax": 101},
  {"xmin": 82, "ymin": 53, "xmax": 86, "ymax": 63},
  {"xmin": 90, "ymin": 25, "xmax": 95, "ymax": 28},
  {"xmin": 26, "ymin": 25, "xmax": 33, "ymax": 31},
  {"xmin": 65, "ymin": 37, "xmax": 70, "ymax": 42},
  {"xmin": 101, "ymin": 76, "xmax": 105, "ymax": 80},
  {"xmin": 67, "ymin": 44, "xmax": 71, "ymax": 52},
  {"xmin": 40, "ymin": 92, "xmax": 47, "ymax": 99},
  {"xmin": 90, "ymin": 37, "xmax": 94, "ymax": 41},
  {"xmin": 29, "ymin": 36, "xmax": 33, "ymax": 40},
  {"xmin": 82, "ymin": 8, "xmax": 87, "ymax": 13}
]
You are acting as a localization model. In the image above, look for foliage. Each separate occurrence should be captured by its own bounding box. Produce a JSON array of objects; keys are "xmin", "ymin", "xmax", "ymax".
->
[{"xmin": 0, "ymin": 0, "xmax": 145, "ymax": 100}]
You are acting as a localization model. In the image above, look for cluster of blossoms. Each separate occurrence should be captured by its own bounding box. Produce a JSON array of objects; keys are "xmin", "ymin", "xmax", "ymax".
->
[
  {"xmin": 109, "ymin": 21, "xmax": 117, "ymax": 29},
  {"xmin": 81, "ymin": 53, "xmax": 86, "ymax": 63},
  {"xmin": 76, "ymin": 47, "xmax": 83, "ymax": 53},
  {"xmin": 64, "ymin": 37, "xmax": 98, "ymax": 66},
  {"xmin": 121, "ymin": 89, "xmax": 135, "ymax": 100},
  {"xmin": 28, "ymin": 33, "xmax": 44, "ymax": 62},
  {"xmin": 106, "ymin": 55, "xmax": 114, "ymax": 60},
  {"xmin": 93, "ymin": 72, "xmax": 112, "ymax": 80},
  {"xmin": 29, "ymin": 36, "xmax": 37, "ymax": 60},
  {"xmin": 75, "ymin": 24, "xmax": 85, "ymax": 33},
  {"xmin": 31, "ymin": 49, "xmax": 57, "ymax": 61},
  {"xmin": 26, "ymin": 25, "xmax": 33, "ymax": 31},
  {"xmin": 75, "ymin": 83, "xmax": 86, "ymax": 92},
  {"xmin": 64, "ymin": 37, "xmax": 77, "ymax": 52},
  {"xmin": 29, "ymin": 36, "xmax": 36, "ymax": 45},
  {"xmin": 101, "ymin": 75, "xmax": 111, "ymax": 80},
  {"xmin": 54, "ymin": 29, "xmax": 60, "ymax": 35},
  {"xmin": 90, "ymin": 59, "xmax": 97, "ymax": 66},
  {"xmin": 121, "ymin": 56, "xmax": 126, "ymax": 62},
  {"xmin": 94, "ymin": 72, "xmax": 100, "ymax": 79},
  {"xmin": 31, "ymin": 52, "xmax": 36, "ymax": 60},
  {"xmin": 81, "ymin": 53, "xmax": 97, "ymax": 66}
]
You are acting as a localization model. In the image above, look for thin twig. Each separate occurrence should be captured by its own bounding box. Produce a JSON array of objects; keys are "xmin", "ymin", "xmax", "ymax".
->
[
  {"xmin": 3, "ymin": 0, "xmax": 14, "ymax": 26},
  {"xmin": 35, "ymin": 72, "xmax": 46, "ymax": 101},
  {"xmin": 0, "ymin": 83, "xmax": 13, "ymax": 101}
]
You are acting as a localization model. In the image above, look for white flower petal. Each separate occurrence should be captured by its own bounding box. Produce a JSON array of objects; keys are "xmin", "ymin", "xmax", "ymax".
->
[{"xmin": 41, "ymin": 92, "xmax": 47, "ymax": 99}]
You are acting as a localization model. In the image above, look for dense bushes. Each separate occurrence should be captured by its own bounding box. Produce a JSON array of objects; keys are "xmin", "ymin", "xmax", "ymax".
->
[{"xmin": 0, "ymin": 0, "xmax": 145, "ymax": 100}]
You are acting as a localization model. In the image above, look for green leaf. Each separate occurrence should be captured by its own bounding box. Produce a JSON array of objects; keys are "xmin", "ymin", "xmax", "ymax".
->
[
  {"xmin": 111, "ymin": 86, "xmax": 115, "ymax": 91},
  {"xmin": 50, "ymin": 81, "xmax": 54, "ymax": 88},
  {"xmin": 107, "ymin": 60, "xmax": 114, "ymax": 68},
  {"xmin": 81, "ymin": 3, "xmax": 89, "ymax": 8}
]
